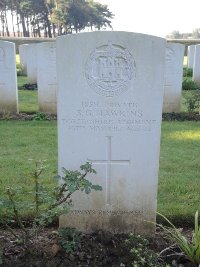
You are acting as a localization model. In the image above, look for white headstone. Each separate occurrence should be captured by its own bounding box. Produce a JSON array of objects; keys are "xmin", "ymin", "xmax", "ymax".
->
[
  {"xmin": 57, "ymin": 32, "xmax": 166, "ymax": 235},
  {"xmin": 0, "ymin": 41, "xmax": 18, "ymax": 113},
  {"xmin": 26, "ymin": 43, "xmax": 37, "ymax": 83},
  {"xmin": 193, "ymin": 45, "xmax": 200, "ymax": 82},
  {"xmin": 187, "ymin": 45, "xmax": 195, "ymax": 69},
  {"xmin": 163, "ymin": 43, "xmax": 185, "ymax": 113},
  {"xmin": 37, "ymin": 42, "xmax": 57, "ymax": 114},
  {"xmin": 19, "ymin": 44, "xmax": 29, "ymax": 75}
]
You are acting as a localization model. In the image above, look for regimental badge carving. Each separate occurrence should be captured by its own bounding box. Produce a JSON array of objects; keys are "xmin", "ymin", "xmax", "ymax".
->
[{"xmin": 85, "ymin": 41, "xmax": 136, "ymax": 97}]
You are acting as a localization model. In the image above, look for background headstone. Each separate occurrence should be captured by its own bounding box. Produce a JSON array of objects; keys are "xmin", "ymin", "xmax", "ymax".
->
[
  {"xmin": 26, "ymin": 43, "xmax": 37, "ymax": 83},
  {"xmin": 193, "ymin": 45, "xmax": 200, "ymax": 83},
  {"xmin": 187, "ymin": 45, "xmax": 195, "ymax": 69},
  {"xmin": 163, "ymin": 43, "xmax": 185, "ymax": 113},
  {"xmin": 37, "ymin": 42, "xmax": 57, "ymax": 114},
  {"xmin": 0, "ymin": 41, "xmax": 18, "ymax": 113},
  {"xmin": 19, "ymin": 44, "xmax": 28, "ymax": 75},
  {"xmin": 57, "ymin": 32, "xmax": 166, "ymax": 235}
]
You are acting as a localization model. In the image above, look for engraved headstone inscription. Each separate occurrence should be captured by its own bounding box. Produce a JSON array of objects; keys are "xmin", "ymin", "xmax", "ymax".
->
[
  {"xmin": 163, "ymin": 43, "xmax": 185, "ymax": 113},
  {"xmin": 57, "ymin": 32, "xmax": 166, "ymax": 235},
  {"xmin": 37, "ymin": 42, "xmax": 57, "ymax": 114},
  {"xmin": 0, "ymin": 41, "xmax": 18, "ymax": 113}
]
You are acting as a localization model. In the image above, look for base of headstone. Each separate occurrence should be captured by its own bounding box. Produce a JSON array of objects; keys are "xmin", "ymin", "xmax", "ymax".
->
[
  {"xmin": 162, "ymin": 100, "xmax": 180, "ymax": 113},
  {"xmin": 59, "ymin": 211, "xmax": 155, "ymax": 235}
]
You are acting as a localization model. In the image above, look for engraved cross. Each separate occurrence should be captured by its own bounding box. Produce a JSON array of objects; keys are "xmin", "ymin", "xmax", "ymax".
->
[{"xmin": 88, "ymin": 136, "xmax": 130, "ymax": 206}]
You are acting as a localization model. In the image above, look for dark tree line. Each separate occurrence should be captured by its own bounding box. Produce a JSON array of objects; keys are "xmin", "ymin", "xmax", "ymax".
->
[{"xmin": 0, "ymin": 0, "xmax": 114, "ymax": 37}]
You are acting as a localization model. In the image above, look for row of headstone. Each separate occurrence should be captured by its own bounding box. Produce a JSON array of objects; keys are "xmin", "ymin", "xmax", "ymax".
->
[
  {"xmin": 0, "ymin": 33, "xmax": 186, "ymax": 235},
  {"xmin": 0, "ymin": 39, "xmax": 185, "ymax": 115},
  {"xmin": 19, "ymin": 42, "xmax": 57, "ymax": 114},
  {"xmin": 0, "ymin": 40, "xmax": 57, "ymax": 114},
  {"xmin": 187, "ymin": 44, "xmax": 200, "ymax": 82}
]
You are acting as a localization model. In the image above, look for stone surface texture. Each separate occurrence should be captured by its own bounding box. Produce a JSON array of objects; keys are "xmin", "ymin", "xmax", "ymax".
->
[
  {"xmin": 187, "ymin": 45, "xmax": 195, "ymax": 69},
  {"xmin": 193, "ymin": 45, "xmax": 200, "ymax": 82},
  {"xmin": 57, "ymin": 32, "xmax": 166, "ymax": 235},
  {"xmin": 26, "ymin": 43, "xmax": 37, "ymax": 83},
  {"xmin": 163, "ymin": 43, "xmax": 185, "ymax": 113},
  {"xmin": 37, "ymin": 42, "xmax": 57, "ymax": 114},
  {"xmin": 0, "ymin": 41, "xmax": 18, "ymax": 113}
]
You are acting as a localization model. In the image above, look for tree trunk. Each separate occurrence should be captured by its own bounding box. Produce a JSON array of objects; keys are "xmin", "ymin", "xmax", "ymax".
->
[
  {"xmin": 20, "ymin": 13, "xmax": 28, "ymax": 37},
  {"xmin": 16, "ymin": 14, "xmax": 20, "ymax": 37},
  {"xmin": 52, "ymin": 23, "xmax": 56, "ymax": 38},
  {"xmin": 26, "ymin": 16, "xmax": 30, "ymax": 37},
  {"xmin": 4, "ymin": 11, "xmax": 10, "ymax": 37},
  {"xmin": 44, "ymin": 13, "xmax": 52, "ymax": 38},
  {"xmin": 36, "ymin": 20, "xmax": 41, "ymax": 37},
  {"xmin": 11, "ymin": 9, "xmax": 15, "ymax": 37}
]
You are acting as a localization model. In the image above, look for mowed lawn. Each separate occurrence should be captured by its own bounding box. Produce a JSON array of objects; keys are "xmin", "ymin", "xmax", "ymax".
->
[
  {"xmin": 158, "ymin": 121, "xmax": 200, "ymax": 224},
  {"xmin": 0, "ymin": 120, "xmax": 199, "ymax": 224}
]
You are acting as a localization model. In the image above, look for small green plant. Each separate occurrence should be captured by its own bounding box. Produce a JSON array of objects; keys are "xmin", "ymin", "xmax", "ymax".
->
[
  {"xmin": 0, "ymin": 161, "xmax": 102, "ymax": 245},
  {"xmin": 157, "ymin": 211, "xmax": 200, "ymax": 266},
  {"xmin": 124, "ymin": 234, "xmax": 169, "ymax": 267},
  {"xmin": 182, "ymin": 77, "xmax": 200, "ymax": 91},
  {"xmin": 58, "ymin": 228, "xmax": 81, "ymax": 253},
  {"xmin": 32, "ymin": 112, "xmax": 48, "ymax": 121},
  {"xmin": 183, "ymin": 67, "xmax": 193, "ymax": 77},
  {"xmin": 184, "ymin": 90, "xmax": 200, "ymax": 113}
]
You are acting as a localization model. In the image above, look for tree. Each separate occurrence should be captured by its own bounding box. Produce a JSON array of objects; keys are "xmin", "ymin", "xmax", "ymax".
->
[
  {"xmin": 192, "ymin": 28, "xmax": 200, "ymax": 39},
  {"xmin": 89, "ymin": 0, "xmax": 113, "ymax": 30},
  {"xmin": 51, "ymin": 0, "xmax": 114, "ymax": 34},
  {"xmin": 0, "ymin": 0, "xmax": 10, "ymax": 36},
  {"xmin": 0, "ymin": 0, "xmax": 114, "ymax": 37}
]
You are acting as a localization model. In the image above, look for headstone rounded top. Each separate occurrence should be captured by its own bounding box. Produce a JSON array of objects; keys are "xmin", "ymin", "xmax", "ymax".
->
[{"xmin": 85, "ymin": 41, "xmax": 136, "ymax": 97}]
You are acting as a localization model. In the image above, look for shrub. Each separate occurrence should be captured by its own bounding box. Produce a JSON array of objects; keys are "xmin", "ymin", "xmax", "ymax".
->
[
  {"xmin": 182, "ymin": 78, "xmax": 200, "ymax": 91},
  {"xmin": 184, "ymin": 90, "xmax": 200, "ymax": 113},
  {"xmin": 32, "ymin": 112, "xmax": 48, "ymax": 121},
  {"xmin": 183, "ymin": 67, "xmax": 193, "ymax": 77},
  {"xmin": 0, "ymin": 161, "xmax": 102, "ymax": 245}
]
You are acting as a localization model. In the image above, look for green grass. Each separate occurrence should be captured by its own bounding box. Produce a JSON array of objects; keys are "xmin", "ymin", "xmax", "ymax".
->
[
  {"xmin": 17, "ymin": 75, "xmax": 38, "ymax": 113},
  {"xmin": 0, "ymin": 121, "xmax": 57, "ymax": 218},
  {"xmin": 17, "ymin": 76, "xmax": 29, "ymax": 90},
  {"xmin": 17, "ymin": 54, "xmax": 39, "ymax": 113},
  {"xmin": 184, "ymin": 56, "xmax": 188, "ymax": 66},
  {"xmin": 16, "ymin": 54, "xmax": 20, "ymax": 64},
  {"xmin": 0, "ymin": 120, "xmax": 200, "ymax": 224},
  {"xmin": 158, "ymin": 121, "xmax": 200, "ymax": 224},
  {"xmin": 18, "ymin": 89, "xmax": 38, "ymax": 113}
]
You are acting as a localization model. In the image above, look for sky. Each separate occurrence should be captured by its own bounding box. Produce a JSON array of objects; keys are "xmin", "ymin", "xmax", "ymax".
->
[{"xmin": 98, "ymin": 0, "xmax": 200, "ymax": 38}]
